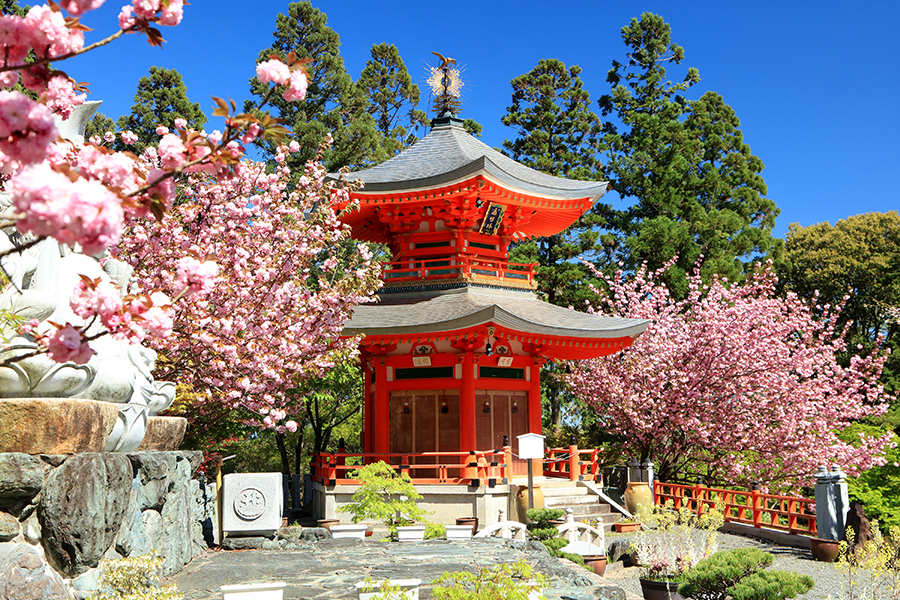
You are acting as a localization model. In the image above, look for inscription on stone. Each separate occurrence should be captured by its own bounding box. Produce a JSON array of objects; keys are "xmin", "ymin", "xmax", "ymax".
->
[{"xmin": 234, "ymin": 488, "xmax": 266, "ymax": 520}]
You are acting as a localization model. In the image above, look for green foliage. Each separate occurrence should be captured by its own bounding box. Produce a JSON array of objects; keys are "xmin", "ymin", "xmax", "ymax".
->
[
  {"xmin": 340, "ymin": 461, "xmax": 429, "ymax": 527},
  {"xmin": 358, "ymin": 578, "xmax": 416, "ymax": 600},
  {"xmin": 677, "ymin": 548, "xmax": 774, "ymax": 600},
  {"xmin": 835, "ymin": 524, "xmax": 900, "ymax": 599},
  {"xmin": 599, "ymin": 12, "xmax": 781, "ymax": 298},
  {"xmin": 431, "ymin": 560, "xmax": 549, "ymax": 600},
  {"xmin": 781, "ymin": 211, "xmax": 900, "ymax": 397},
  {"xmin": 839, "ymin": 423, "xmax": 900, "ymax": 533},
  {"xmin": 727, "ymin": 570, "xmax": 814, "ymax": 600},
  {"xmin": 247, "ymin": 1, "xmax": 380, "ymax": 171},
  {"xmin": 425, "ymin": 522, "xmax": 446, "ymax": 540},
  {"xmin": 85, "ymin": 112, "xmax": 116, "ymax": 143},
  {"xmin": 117, "ymin": 66, "xmax": 207, "ymax": 153},
  {"xmin": 357, "ymin": 43, "xmax": 427, "ymax": 160},
  {"xmin": 1, "ymin": 0, "xmax": 27, "ymax": 18},
  {"xmin": 524, "ymin": 508, "xmax": 591, "ymax": 570},
  {"xmin": 89, "ymin": 553, "xmax": 183, "ymax": 600}
]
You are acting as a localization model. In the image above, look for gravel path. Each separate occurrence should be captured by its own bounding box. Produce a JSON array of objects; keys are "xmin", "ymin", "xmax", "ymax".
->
[{"xmin": 603, "ymin": 531, "xmax": 845, "ymax": 600}]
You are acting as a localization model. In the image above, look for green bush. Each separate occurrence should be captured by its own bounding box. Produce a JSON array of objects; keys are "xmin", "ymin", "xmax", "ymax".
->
[
  {"xmin": 677, "ymin": 548, "xmax": 811, "ymax": 600},
  {"xmin": 425, "ymin": 522, "xmax": 446, "ymax": 540},
  {"xmin": 432, "ymin": 560, "xmax": 548, "ymax": 600},
  {"xmin": 524, "ymin": 508, "xmax": 592, "ymax": 572},
  {"xmin": 89, "ymin": 554, "xmax": 182, "ymax": 600},
  {"xmin": 340, "ymin": 461, "xmax": 430, "ymax": 527}
]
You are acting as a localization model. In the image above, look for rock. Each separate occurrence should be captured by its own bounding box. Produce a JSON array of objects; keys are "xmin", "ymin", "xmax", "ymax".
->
[
  {"xmin": 39, "ymin": 455, "xmax": 68, "ymax": 468},
  {"xmin": 0, "ymin": 543, "xmax": 70, "ymax": 600},
  {"xmin": 72, "ymin": 567, "xmax": 100, "ymax": 591},
  {"xmin": 0, "ymin": 399, "xmax": 118, "ymax": 454},
  {"xmin": 843, "ymin": 501, "xmax": 875, "ymax": 553},
  {"xmin": 276, "ymin": 526, "xmax": 305, "ymax": 541},
  {"xmin": 221, "ymin": 536, "xmax": 273, "ymax": 550},
  {"xmin": 606, "ymin": 539, "xmax": 632, "ymax": 563},
  {"xmin": 0, "ymin": 453, "xmax": 44, "ymax": 506},
  {"xmin": 22, "ymin": 513, "xmax": 40, "ymax": 544},
  {"xmin": 300, "ymin": 527, "xmax": 332, "ymax": 541},
  {"xmin": 191, "ymin": 479, "xmax": 216, "ymax": 550},
  {"xmin": 525, "ymin": 540, "xmax": 550, "ymax": 555},
  {"xmin": 115, "ymin": 487, "xmax": 148, "ymax": 557},
  {"xmin": 136, "ymin": 416, "xmax": 187, "ymax": 451},
  {"xmin": 133, "ymin": 451, "xmax": 173, "ymax": 511},
  {"xmin": 0, "ymin": 510, "xmax": 20, "ymax": 541},
  {"xmin": 38, "ymin": 452, "xmax": 132, "ymax": 576}
]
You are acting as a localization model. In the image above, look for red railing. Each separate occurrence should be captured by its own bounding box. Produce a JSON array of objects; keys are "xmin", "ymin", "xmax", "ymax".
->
[
  {"xmin": 543, "ymin": 442, "xmax": 602, "ymax": 483},
  {"xmin": 311, "ymin": 448, "xmax": 512, "ymax": 486},
  {"xmin": 654, "ymin": 481, "xmax": 817, "ymax": 536},
  {"xmin": 383, "ymin": 256, "xmax": 536, "ymax": 288}
]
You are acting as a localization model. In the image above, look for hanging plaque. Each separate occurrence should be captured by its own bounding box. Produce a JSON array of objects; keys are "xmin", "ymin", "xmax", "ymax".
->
[{"xmin": 479, "ymin": 203, "xmax": 506, "ymax": 236}]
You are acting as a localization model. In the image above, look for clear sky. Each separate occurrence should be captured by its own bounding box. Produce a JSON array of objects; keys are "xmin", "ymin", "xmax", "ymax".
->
[{"xmin": 67, "ymin": 0, "xmax": 899, "ymax": 240}]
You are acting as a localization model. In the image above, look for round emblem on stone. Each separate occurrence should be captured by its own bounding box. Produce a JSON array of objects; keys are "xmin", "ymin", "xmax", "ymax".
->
[{"xmin": 234, "ymin": 487, "xmax": 266, "ymax": 520}]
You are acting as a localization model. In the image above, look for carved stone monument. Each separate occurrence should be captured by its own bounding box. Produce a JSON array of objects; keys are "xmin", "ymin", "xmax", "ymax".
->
[{"xmin": 222, "ymin": 473, "xmax": 283, "ymax": 536}]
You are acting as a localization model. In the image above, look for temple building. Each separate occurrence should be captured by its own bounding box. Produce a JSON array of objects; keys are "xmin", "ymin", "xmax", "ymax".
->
[{"xmin": 311, "ymin": 112, "xmax": 649, "ymax": 522}]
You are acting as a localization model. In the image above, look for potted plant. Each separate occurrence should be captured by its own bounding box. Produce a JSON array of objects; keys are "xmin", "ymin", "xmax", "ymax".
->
[
  {"xmin": 613, "ymin": 517, "xmax": 642, "ymax": 533},
  {"xmin": 340, "ymin": 461, "xmax": 430, "ymax": 540},
  {"xmin": 808, "ymin": 537, "xmax": 841, "ymax": 562},
  {"xmin": 581, "ymin": 554, "xmax": 608, "ymax": 576},
  {"xmin": 630, "ymin": 503, "xmax": 724, "ymax": 600},
  {"xmin": 677, "ymin": 548, "xmax": 813, "ymax": 600},
  {"xmin": 455, "ymin": 516, "xmax": 478, "ymax": 534},
  {"xmin": 525, "ymin": 508, "xmax": 586, "ymax": 568},
  {"xmin": 432, "ymin": 560, "xmax": 548, "ymax": 600}
]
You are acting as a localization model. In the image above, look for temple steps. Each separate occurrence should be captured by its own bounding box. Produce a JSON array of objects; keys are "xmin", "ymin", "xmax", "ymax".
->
[{"xmin": 532, "ymin": 479, "xmax": 624, "ymax": 532}]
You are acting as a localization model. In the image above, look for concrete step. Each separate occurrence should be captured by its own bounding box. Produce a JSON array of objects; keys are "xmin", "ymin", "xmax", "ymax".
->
[
  {"xmin": 544, "ymin": 495, "xmax": 600, "ymax": 507},
  {"xmin": 540, "ymin": 486, "xmax": 591, "ymax": 498}
]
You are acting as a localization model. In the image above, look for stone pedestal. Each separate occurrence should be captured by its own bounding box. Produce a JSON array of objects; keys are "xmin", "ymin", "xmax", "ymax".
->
[
  {"xmin": 136, "ymin": 417, "xmax": 187, "ymax": 451},
  {"xmin": 0, "ymin": 399, "xmax": 118, "ymax": 454},
  {"xmin": 222, "ymin": 473, "xmax": 283, "ymax": 536}
]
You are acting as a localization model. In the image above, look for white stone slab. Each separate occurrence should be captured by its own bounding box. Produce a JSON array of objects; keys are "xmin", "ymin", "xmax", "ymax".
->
[{"xmin": 223, "ymin": 473, "xmax": 283, "ymax": 536}]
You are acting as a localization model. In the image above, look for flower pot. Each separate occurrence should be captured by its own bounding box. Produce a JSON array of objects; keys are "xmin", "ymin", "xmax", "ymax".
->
[
  {"xmin": 355, "ymin": 578, "xmax": 421, "ymax": 600},
  {"xmin": 624, "ymin": 481, "xmax": 653, "ymax": 516},
  {"xmin": 395, "ymin": 525, "xmax": 426, "ymax": 542},
  {"xmin": 582, "ymin": 555, "xmax": 607, "ymax": 576},
  {"xmin": 221, "ymin": 581, "xmax": 286, "ymax": 600},
  {"xmin": 455, "ymin": 516, "xmax": 478, "ymax": 534},
  {"xmin": 639, "ymin": 578, "xmax": 683, "ymax": 600},
  {"xmin": 331, "ymin": 524, "xmax": 367, "ymax": 539},
  {"xmin": 809, "ymin": 537, "xmax": 841, "ymax": 562},
  {"xmin": 317, "ymin": 519, "xmax": 340, "ymax": 530},
  {"xmin": 613, "ymin": 521, "xmax": 641, "ymax": 533},
  {"xmin": 445, "ymin": 524, "xmax": 474, "ymax": 539}
]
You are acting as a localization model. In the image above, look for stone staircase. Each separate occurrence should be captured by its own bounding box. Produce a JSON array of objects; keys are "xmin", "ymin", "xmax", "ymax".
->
[{"xmin": 530, "ymin": 478, "xmax": 624, "ymax": 532}]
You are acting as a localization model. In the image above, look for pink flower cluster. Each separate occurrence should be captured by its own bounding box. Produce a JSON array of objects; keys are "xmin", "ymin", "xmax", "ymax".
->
[
  {"xmin": 256, "ymin": 59, "xmax": 308, "ymax": 102},
  {"xmin": 119, "ymin": 0, "xmax": 183, "ymax": 29},
  {"xmin": 70, "ymin": 277, "xmax": 174, "ymax": 343},
  {"xmin": 9, "ymin": 163, "xmax": 123, "ymax": 255},
  {"xmin": 46, "ymin": 324, "xmax": 93, "ymax": 364},
  {"xmin": 174, "ymin": 257, "xmax": 219, "ymax": 297},
  {"xmin": 0, "ymin": 91, "xmax": 57, "ymax": 170},
  {"xmin": 41, "ymin": 75, "xmax": 86, "ymax": 119},
  {"xmin": 58, "ymin": 0, "xmax": 106, "ymax": 17}
]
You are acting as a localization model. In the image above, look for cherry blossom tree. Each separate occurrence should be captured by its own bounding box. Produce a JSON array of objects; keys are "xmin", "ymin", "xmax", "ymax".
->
[
  {"xmin": 565, "ymin": 261, "xmax": 896, "ymax": 492},
  {"xmin": 113, "ymin": 143, "xmax": 382, "ymax": 432},
  {"xmin": 0, "ymin": 0, "xmax": 309, "ymax": 364}
]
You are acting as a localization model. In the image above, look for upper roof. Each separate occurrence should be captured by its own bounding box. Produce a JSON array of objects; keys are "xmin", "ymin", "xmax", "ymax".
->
[{"xmin": 331, "ymin": 117, "xmax": 609, "ymax": 202}]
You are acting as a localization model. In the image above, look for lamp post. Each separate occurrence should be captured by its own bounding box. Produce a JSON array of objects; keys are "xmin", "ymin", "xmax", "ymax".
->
[{"xmin": 517, "ymin": 433, "xmax": 545, "ymax": 511}]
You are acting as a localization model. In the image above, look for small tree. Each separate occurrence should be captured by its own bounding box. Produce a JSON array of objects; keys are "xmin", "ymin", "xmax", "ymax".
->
[
  {"xmin": 340, "ymin": 461, "xmax": 429, "ymax": 528},
  {"xmin": 677, "ymin": 548, "xmax": 813, "ymax": 600}
]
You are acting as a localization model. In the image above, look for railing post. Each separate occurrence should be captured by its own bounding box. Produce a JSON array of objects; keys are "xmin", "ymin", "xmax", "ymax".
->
[
  {"xmin": 400, "ymin": 454, "xmax": 411, "ymax": 482},
  {"xmin": 502, "ymin": 439, "xmax": 512, "ymax": 484},
  {"xmin": 695, "ymin": 478, "xmax": 704, "ymax": 516},
  {"xmin": 568, "ymin": 435, "xmax": 579, "ymax": 482},
  {"xmin": 751, "ymin": 482, "xmax": 761, "ymax": 528},
  {"xmin": 464, "ymin": 451, "xmax": 478, "ymax": 484}
]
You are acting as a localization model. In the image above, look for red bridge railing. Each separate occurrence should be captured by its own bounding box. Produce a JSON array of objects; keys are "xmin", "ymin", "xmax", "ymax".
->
[
  {"xmin": 543, "ymin": 441, "xmax": 601, "ymax": 483},
  {"xmin": 654, "ymin": 481, "xmax": 817, "ymax": 536},
  {"xmin": 311, "ymin": 447, "xmax": 512, "ymax": 486}
]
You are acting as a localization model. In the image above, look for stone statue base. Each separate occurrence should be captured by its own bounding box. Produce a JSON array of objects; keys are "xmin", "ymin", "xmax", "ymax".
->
[
  {"xmin": 137, "ymin": 416, "xmax": 188, "ymax": 451},
  {"xmin": 0, "ymin": 399, "xmax": 117, "ymax": 454}
]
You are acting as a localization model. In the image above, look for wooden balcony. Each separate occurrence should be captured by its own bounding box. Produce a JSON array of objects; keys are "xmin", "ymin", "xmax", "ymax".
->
[{"xmin": 382, "ymin": 256, "xmax": 537, "ymax": 290}]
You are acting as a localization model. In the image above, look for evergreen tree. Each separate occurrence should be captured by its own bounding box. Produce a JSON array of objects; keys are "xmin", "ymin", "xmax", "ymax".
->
[
  {"xmin": 501, "ymin": 59, "xmax": 605, "ymax": 434},
  {"xmin": 357, "ymin": 43, "xmax": 426, "ymax": 160},
  {"xmin": 599, "ymin": 13, "xmax": 780, "ymax": 297},
  {"xmin": 1, "ymin": 0, "xmax": 26, "ymax": 17},
  {"xmin": 116, "ymin": 66, "xmax": 207, "ymax": 153},
  {"xmin": 84, "ymin": 111, "xmax": 115, "ymax": 142},
  {"xmin": 247, "ymin": 1, "xmax": 380, "ymax": 171}
]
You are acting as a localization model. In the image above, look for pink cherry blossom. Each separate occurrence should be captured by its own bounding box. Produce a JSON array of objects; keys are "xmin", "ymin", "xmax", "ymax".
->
[
  {"xmin": 41, "ymin": 75, "xmax": 85, "ymax": 119},
  {"xmin": 255, "ymin": 59, "xmax": 290, "ymax": 85},
  {"xmin": 0, "ymin": 91, "xmax": 57, "ymax": 165},
  {"xmin": 46, "ymin": 324, "xmax": 93, "ymax": 364},
  {"xmin": 282, "ymin": 69, "xmax": 308, "ymax": 102},
  {"xmin": 174, "ymin": 257, "xmax": 219, "ymax": 296},
  {"xmin": 59, "ymin": 0, "xmax": 106, "ymax": 17},
  {"xmin": 121, "ymin": 130, "xmax": 138, "ymax": 145}
]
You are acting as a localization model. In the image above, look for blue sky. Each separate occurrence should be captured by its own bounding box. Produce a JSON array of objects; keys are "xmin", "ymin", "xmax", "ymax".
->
[{"xmin": 67, "ymin": 1, "xmax": 899, "ymax": 240}]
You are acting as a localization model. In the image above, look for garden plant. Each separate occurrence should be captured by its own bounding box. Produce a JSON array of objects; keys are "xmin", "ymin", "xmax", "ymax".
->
[
  {"xmin": 525, "ymin": 508, "xmax": 586, "ymax": 568},
  {"xmin": 676, "ymin": 548, "xmax": 813, "ymax": 600},
  {"xmin": 340, "ymin": 461, "xmax": 430, "ymax": 537},
  {"xmin": 88, "ymin": 553, "xmax": 182, "ymax": 600},
  {"xmin": 431, "ymin": 560, "xmax": 548, "ymax": 600}
]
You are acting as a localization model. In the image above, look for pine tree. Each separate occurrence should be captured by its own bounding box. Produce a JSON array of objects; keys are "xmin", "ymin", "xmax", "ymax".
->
[
  {"xmin": 357, "ymin": 43, "xmax": 426, "ymax": 160},
  {"xmin": 247, "ymin": 1, "xmax": 380, "ymax": 171},
  {"xmin": 84, "ymin": 111, "xmax": 115, "ymax": 142},
  {"xmin": 116, "ymin": 66, "xmax": 207, "ymax": 153},
  {"xmin": 599, "ymin": 13, "xmax": 780, "ymax": 297}
]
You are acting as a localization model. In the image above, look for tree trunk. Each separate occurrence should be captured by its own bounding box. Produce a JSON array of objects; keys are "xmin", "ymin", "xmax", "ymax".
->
[{"xmin": 275, "ymin": 432, "xmax": 290, "ymax": 476}]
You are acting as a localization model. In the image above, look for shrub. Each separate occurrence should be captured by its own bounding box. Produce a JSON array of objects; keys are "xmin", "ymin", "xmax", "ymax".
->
[
  {"xmin": 88, "ymin": 554, "xmax": 182, "ymax": 600},
  {"xmin": 425, "ymin": 522, "xmax": 446, "ymax": 540},
  {"xmin": 677, "ymin": 548, "xmax": 812, "ymax": 600},
  {"xmin": 431, "ymin": 560, "xmax": 548, "ymax": 600},
  {"xmin": 340, "ymin": 461, "xmax": 430, "ymax": 527}
]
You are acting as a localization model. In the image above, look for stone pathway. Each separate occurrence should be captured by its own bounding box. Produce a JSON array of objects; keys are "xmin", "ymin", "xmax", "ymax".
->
[{"xmin": 171, "ymin": 537, "xmax": 628, "ymax": 600}]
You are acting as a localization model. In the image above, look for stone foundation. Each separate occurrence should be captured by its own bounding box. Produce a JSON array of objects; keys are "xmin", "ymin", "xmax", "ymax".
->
[{"xmin": 0, "ymin": 450, "xmax": 215, "ymax": 599}]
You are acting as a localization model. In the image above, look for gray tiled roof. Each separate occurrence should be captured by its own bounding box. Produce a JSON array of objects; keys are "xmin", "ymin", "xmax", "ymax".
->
[
  {"xmin": 331, "ymin": 121, "xmax": 609, "ymax": 201},
  {"xmin": 344, "ymin": 286, "xmax": 649, "ymax": 339}
]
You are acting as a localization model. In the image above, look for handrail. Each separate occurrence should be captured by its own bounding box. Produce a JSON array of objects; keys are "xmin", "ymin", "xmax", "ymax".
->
[
  {"xmin": 311, "ymin": 447, "xmax": 512, "ymax": 487},
  {"xmin": 543, "ymin": 444, "xmax": 601, "ymax": 483},
  {"xmin": 654, "ymin": 481, "xmax": 817, "ymax": 536},
  {"xmin": 383, "ymin": 255, "xmax": 536, "ymax": 287}
]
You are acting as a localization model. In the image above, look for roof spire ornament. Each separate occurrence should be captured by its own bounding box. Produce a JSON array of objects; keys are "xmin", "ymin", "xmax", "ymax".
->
[{"xmin": 427, "ymin": 51, "xmax": 463, "ymax": 117}]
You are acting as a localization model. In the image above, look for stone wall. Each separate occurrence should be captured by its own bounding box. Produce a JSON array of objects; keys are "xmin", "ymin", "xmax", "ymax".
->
[{"xmin": 0, "ymin": 450, "xmax": 215, "ymax": 599}]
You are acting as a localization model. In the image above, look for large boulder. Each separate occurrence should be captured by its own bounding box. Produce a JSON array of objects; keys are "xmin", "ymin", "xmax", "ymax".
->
[
  {"xmin": 38, "ymin": 452, "xmax": 131, "ymax": 576},
  {"xmin": 0, "ymin": 452, "xmax": 44, "ymax": 512},
  {"xmin": 0, "ymin": 399, "xmax": 118, "ymax": 454},
  {"xmin": 0, "ymin": 543, "xmax": 70, "ymax": 600}
]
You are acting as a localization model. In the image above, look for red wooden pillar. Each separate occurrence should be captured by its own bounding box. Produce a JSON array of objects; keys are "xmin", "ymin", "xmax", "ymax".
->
[
  {"xmin": 460, "ymin": 350, "xmax": 476, "ymax": 452},
  {"xmin": 361, "ymin": 350, "xmax": 372, "ymax": 453},
  {"xmin": 529, "ymin": 358, "xmax": 544, "ymax": 472},
  {"xmin": 374, "ymin": 357, "xmax": 390, "ymax": 455}
]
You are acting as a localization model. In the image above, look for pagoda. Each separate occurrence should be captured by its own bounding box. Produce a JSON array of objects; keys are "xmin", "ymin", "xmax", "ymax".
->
[{"xmin": 313, "ymin": 59, "xmax": 649, "ymax": 522}]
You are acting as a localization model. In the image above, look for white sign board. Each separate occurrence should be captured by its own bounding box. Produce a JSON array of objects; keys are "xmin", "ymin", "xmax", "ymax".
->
[{"xmin": 517, "ymin": 433, "xmax": 545, "ymax": 459}]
